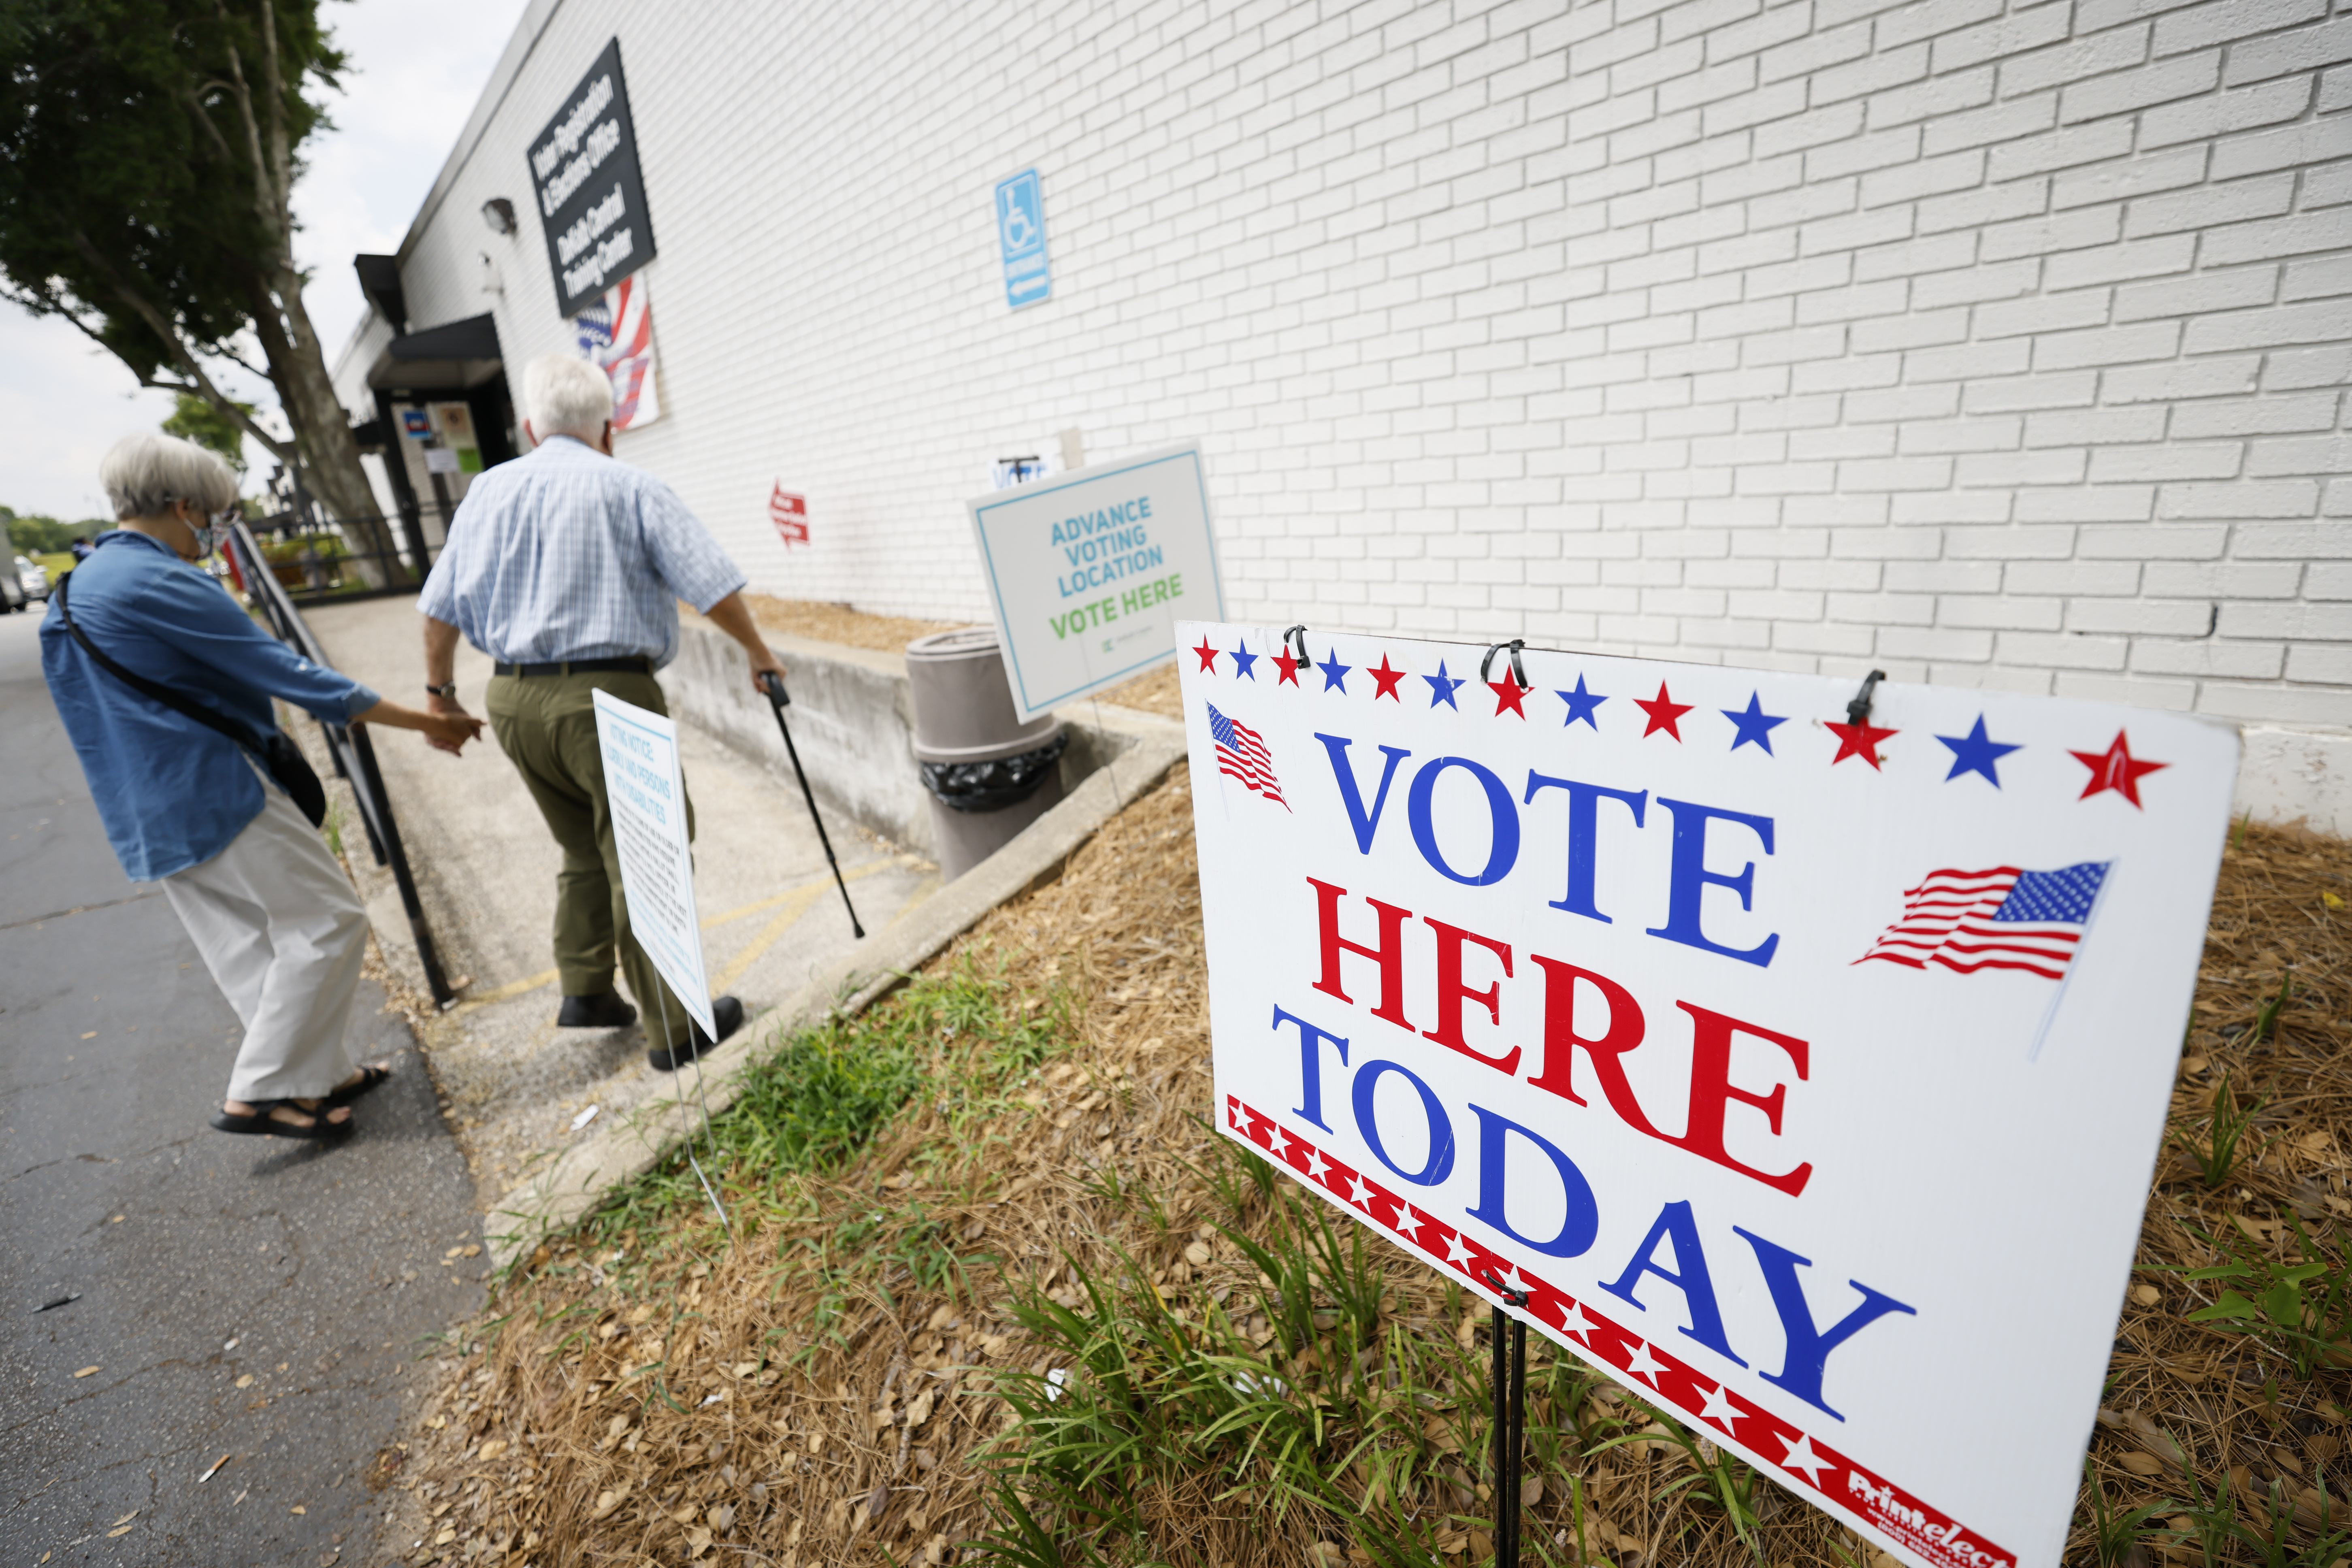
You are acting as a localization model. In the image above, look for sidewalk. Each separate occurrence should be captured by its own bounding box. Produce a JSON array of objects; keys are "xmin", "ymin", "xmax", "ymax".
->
[{"xmin": 299, "ymin": 595, "xmax": 937, "ymax": 1196}]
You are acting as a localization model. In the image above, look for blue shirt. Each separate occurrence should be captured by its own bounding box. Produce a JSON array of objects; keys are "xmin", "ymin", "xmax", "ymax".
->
[
  {"xmin": 416, "ymin": 435, "xmax": 747, "ymax": 669},
  {"xmin": 40, "ymin": 531, "xmax": 380, "ymax": 882}
]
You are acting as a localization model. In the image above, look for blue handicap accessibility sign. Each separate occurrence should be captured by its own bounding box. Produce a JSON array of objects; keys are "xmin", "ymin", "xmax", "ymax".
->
[{"xmin": 996, "ymin": 168, "xmax": 1051, "ymax": 309}]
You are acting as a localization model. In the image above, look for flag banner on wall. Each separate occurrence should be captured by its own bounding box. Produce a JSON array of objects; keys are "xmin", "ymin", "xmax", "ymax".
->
[
  {"xmin": 573, "ymin": 273, "xmax": 660, "ymax": 431},
  {"xmin": 769, "ymin": 484, "xmax": 809, "ymax": 547},
  {"xmin": 1180, "ymin": 623, "xmax": 2238, "ymax": 1568}
]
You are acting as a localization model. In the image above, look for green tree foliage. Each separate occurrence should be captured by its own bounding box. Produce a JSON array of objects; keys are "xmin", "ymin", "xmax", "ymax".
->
[
  {"xmin": 0, "ymin": 509, "xmax": 101, "ymax": 554},
  {"xmin": 163, "ymin": 391, "xmax": 254, "ymax": 476},
  {"xmin": 0, "ymin": 1, "xmax": 402, "ymax": 577}
]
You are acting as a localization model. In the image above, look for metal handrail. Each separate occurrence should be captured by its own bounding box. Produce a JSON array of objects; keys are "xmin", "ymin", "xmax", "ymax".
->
[{"xmin": 227, "ymin": 520, "xmax": 457, "ymax": 1009}]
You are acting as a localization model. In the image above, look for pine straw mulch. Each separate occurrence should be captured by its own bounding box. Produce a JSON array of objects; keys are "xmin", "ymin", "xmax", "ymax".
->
[
  {"xmin": 744, "ymin": 595, "xmax": 964, "ymax": 655},
  {"xmin": 376, "ymin": 789, "xmax": 2352, "ymax": 1568}
]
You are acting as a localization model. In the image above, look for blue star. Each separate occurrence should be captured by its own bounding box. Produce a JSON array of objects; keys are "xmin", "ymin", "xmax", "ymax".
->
[
  {"xmin": 1938, "ymin": 715, "xmax": 2022, "ymax": 787},
  {"xmin": 1319, "ymin": 651, "xmax": 1352, "ymax": 694},
  {"xmin": 1721, "ymin": 692, "xmax": 1788, "ymax": 755},
  {"xmin": 1229, "ymin": 641, "xmax": 1259, "ymax": 680},
  {"xmin": 1556, "ymin": 674, "xmax": 1606, "ymax": 730},
  {"xmin": 1424, "ymin": 660, "xmax": 1464, "ymax": 710}
]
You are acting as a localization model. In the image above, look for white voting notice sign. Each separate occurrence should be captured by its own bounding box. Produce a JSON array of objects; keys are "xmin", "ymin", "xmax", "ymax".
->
[
  {"xmin": 1179, "ymin": 622, "xmax": 2240, "ymax": 1568},
  {"xmin": 592, "ymin": 689, "xmax": 715, "ymax": 1043},
  {"xmin": 966, "ymin": 441, "xmax": 1227, "ymax": 722}
]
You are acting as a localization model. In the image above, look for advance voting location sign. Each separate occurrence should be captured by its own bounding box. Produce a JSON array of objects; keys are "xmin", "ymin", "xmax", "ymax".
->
[
  {"xmin": 1180, "ymin": 622, "xmax": 2239, "ymax": 1568},
  {"xmin": 967, "ymin": 442, "xmax": 1228, "ymax": 722},
  {"xmin": 591, "ymin": 690, "xmax": 715, "ymax": 1044}
]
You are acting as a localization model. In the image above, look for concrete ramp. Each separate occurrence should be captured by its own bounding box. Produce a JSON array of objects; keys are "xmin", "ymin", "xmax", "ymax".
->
[{"xmin": 298, "ymin": 596, "xmax": 936, "ymax": 1196}]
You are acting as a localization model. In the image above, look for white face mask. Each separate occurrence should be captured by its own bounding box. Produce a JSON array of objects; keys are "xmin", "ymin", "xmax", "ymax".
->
[{"xmin": 185, "ymin": 506, "xmax": 233, "ymax": 559}]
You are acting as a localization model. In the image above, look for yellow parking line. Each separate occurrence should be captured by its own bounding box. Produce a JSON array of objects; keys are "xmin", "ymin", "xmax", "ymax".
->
[
  {"xmin": 710, "ymin": 886, "xmax": 825, "ymax": 993},
  {"xmin": 454, "ymin": 967, "xmax": 560, "ymax": 1011},
  {"xmin": 450, "ymin": 856, "xmax": 917, "ymax": 1013},
  {"xmin": 699, "ymin": 856, "xmax": 912, "ymax": 930}
]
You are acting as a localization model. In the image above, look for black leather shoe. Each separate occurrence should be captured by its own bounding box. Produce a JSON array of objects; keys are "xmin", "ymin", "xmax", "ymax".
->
[
  {"xmin": 558, "ymin": 991, "xmax": 637, "ymax": 1029},
  {"xmin": 646, "ymin": 995, "xmax": 745, "ymax": 1072}
]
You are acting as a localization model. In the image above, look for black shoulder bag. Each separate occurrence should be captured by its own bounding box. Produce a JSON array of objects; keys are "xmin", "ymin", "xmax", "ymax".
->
[{"xmin": 54, "ymin": 570, "xmax": 329, "ymax": 828}]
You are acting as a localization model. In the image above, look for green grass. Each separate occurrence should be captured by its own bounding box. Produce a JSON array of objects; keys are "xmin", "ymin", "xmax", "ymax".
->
[
  {"xmin": 2173, "ymin": 1075, "xmax": 2267, "ymax": 1190},
  {"xmin": 2183, "ymin": 1210, "xmax": 2352, "ymax": 1381},
  {"xmin": 566, "ymin": 954, "xmax": 1076, "ymax": 1263},
  {"xmin": 974, "ymin": 1139, "xmax": 1622, "ymax": 1568}
]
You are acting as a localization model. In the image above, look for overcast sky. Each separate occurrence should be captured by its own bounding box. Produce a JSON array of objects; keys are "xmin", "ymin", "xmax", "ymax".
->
[{"xmin": 0, "ymin": 0, "xmax": 530, "ymax": 521}]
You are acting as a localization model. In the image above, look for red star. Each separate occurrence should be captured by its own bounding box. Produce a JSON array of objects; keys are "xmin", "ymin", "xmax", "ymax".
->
[
  {"xmin": 1192, "ymin": 637, "xmax": 1220, "ymax": 674},
  {"xmin": 1488, "ymin": 680, "xmax": 1528, "ymax": 718},
  {"xmin": 1273, "ymin": 646, "xmax": 1303, "ymax": 686},
  {"xmin": 1634, "ymin": 683, "xmax": 1693, "ymax": 740},
  {"xmin": 1826, "ymin": 721, "xmax": 1898, "ymax": 769},
  {"xmin": 2071, "ymin": 729, "xmax": 2167, "ymax": 808},
  {"xmin": 1369, "ymin": 655, "xmax": 1406, "ymax": 702}
]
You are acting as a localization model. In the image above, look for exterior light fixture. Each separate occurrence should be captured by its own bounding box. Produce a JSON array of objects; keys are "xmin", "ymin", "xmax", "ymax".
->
[{"xmin": 481, "ymin": 197, "xmax": 518, "ymax": 236}]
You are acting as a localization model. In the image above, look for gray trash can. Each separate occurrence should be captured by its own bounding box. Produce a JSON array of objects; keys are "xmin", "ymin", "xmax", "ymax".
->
[{"xmin": 906, "ymin": 628, "xmax": 1068, "ymax": 881}]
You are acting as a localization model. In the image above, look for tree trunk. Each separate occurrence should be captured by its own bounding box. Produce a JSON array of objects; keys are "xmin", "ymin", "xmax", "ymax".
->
[
  {"xmin": 253, "ymin": 266, "xmax": 407, "ymax": 587},
  {"xmin": 224, "ymin": 3, "xmax": 409, "ymax": 590}
]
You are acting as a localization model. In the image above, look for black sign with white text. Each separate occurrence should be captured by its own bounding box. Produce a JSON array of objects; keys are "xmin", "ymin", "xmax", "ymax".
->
[{"xmin": 528, "ymin": 38, "xmax": 657, "ymax": 319}]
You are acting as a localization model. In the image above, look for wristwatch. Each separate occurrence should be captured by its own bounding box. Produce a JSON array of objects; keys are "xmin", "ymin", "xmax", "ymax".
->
[{"xmin": 426, "ymin": 683, "xmax": 459, "ymax": 699}]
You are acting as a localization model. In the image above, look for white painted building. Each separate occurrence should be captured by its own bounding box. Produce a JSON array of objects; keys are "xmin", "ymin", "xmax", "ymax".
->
[{"xmin": 333, "ymin": 0, "xmax": 2352, "ymax": 829}]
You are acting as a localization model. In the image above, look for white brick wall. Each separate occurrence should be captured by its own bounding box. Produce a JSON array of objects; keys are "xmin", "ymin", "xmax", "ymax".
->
[{"xmin": 365, "ymin": 0, "xmax": 2352, "ymax": 736}]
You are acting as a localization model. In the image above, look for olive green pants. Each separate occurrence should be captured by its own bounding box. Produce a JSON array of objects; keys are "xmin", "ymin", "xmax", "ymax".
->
[{"xmin": 485, "ymin": 669, "xmax": 698, "ymax": 1041}]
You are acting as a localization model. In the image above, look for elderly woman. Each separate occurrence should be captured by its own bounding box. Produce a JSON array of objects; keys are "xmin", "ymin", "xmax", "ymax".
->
[{"xmin": 41, "ymin": 433, "xmax": 482, "ymax": 1140}]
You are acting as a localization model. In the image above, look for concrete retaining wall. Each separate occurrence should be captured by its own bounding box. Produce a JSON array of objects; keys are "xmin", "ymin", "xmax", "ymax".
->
[
  {"xmin": 2238, "ymin": 726, "xmax": 2352, "ymax": 839},
  {"xmin": 659, "ymin": 620, "xmax": 936, "ymax": 854},
  {"xmin": 657, "ymin": 618, "xmax": 1162, "ymax": 858}
]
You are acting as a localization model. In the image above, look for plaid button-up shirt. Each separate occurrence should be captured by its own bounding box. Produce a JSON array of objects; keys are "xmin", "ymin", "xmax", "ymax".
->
[{"xmin": 418, "ymin": 435, "xmax": 746, "ymax": 669}]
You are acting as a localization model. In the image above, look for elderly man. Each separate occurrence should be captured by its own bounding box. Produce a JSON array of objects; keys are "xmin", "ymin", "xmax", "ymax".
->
[{"xmin": 419, "ymin": 355, "xmax": 784, "ymax": 1071}]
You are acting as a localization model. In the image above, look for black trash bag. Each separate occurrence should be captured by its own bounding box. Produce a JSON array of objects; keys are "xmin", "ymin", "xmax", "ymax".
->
[{"xmin": 919, "ymin": 731, "xmax": 1069, "ymax": 813}]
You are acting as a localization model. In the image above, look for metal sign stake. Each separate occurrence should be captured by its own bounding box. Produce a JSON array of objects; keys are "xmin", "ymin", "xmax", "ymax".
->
[
  {"xmin": 654, "ymin": 986, "xmax": 731, "ymax": 1238},
  {"xmin": 1484, "ymin": 1275, "xmax": 1529, "ymax": 1568}
]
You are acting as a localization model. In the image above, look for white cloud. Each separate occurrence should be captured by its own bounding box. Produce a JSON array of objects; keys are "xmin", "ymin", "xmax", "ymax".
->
[
  {"xmin": 296, "ymin": 0, "xmax": 533, "ymax": 356},
  {"xmin": 0, "ymin": 0, "xmax": 528, "ymax": 517},
  {"xmin": 0, "ymin": 310, "xmax": 181, "ymax": 523}
]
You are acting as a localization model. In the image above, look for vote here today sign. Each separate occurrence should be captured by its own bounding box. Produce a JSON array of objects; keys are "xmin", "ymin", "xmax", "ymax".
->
[
  {"xmin": 966, "ymin": 442, "xmax": 1228, "ymax": 722},
  {"xmin": 1178, "ymin": 621, "xmax": 2239, "ymax": 1568}
]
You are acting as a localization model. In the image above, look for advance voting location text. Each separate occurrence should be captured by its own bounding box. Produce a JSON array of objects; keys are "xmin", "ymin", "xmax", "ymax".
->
[
  {"xmin": 1179, "ymin": 622, "xmax": 2238, "ymax": 1568},
  {"xmin": 966, "ymin": 442, "xmax": 1228, "ymax": 722},
  {"xmin": 592, "ymin": 689, "xmax": 715, "ymax": 1043}
]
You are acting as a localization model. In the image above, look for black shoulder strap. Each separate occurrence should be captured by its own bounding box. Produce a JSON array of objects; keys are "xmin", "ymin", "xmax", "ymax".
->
[{"xmin": 53, "ymin": 570, "xmax": 270, "ymax": 758}]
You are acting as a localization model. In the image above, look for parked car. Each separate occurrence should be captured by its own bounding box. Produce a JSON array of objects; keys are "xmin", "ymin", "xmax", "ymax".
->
[
  {"xmin": 16, "ymin": 554, "xmax": 49, "ymax": 602},
  {"xmin": 0, "ymin": 562, "xmax": 25, "ymax": 614}
]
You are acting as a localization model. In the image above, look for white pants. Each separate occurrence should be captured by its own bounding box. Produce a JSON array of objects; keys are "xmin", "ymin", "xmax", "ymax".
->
[{"xmin": 161, "ymin": 765, "xmax": 369, "ymax": 1104}]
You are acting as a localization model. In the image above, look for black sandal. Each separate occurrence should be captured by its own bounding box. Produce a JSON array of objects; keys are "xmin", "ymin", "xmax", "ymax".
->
[
  {"xmin": 325, "ymin": 1063, "xmax": 392, "ymax": 1107},
  {"xmin": 210, "ymin": 1100, "xmax": 356, "ymax": 1140}
]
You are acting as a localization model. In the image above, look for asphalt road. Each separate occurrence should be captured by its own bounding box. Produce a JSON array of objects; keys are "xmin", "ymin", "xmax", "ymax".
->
[{"xmin": 0, "ymin": 600, "xmax": 483, "ymax": 1566}]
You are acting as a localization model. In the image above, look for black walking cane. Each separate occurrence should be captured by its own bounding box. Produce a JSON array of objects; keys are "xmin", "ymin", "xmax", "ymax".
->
[{"xmin": 758, "ymin": 671, "xmax": 866, "ymax": 939}]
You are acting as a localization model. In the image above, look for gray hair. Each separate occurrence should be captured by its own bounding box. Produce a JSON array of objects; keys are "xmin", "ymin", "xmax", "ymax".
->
[
  {"xmin": 524, "ymin": 354, "xmax": 614, "ymax": 441},
  {"xmin": 100, "ymin": 432, "xmax": 239, "ymax": 521}
]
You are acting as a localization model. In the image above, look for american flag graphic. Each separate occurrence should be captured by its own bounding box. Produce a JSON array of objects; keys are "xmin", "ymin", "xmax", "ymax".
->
[
  {"xmin": 1208, "ymin": 703, "xmax": 1287, "ymax": 808},
  {"xmin": 573, "ymin": 274, "xmax": 661, "ymax": 430},
  {"xmin": 1857, "ymin": 862, "xmax": 2112, "ymax": 981}
]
